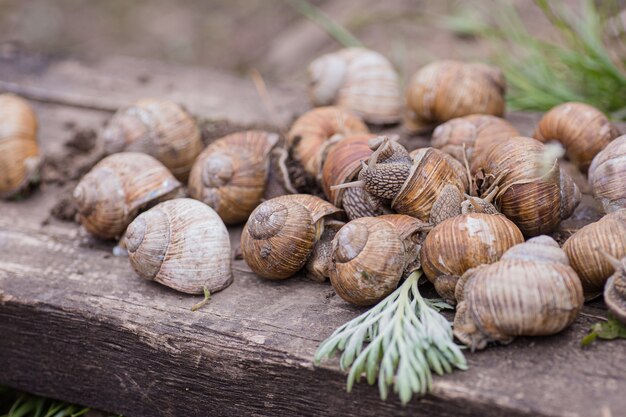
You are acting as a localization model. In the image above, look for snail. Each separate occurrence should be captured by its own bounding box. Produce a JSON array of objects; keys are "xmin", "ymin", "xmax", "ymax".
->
[
  {"xmin": 589, "ymin": 135, "xmax": 626, "ymax": 213},
  {"xmin": 420, "ymin": 213, "xmax": 524, "ymax": 303},
  {"xmin": 101, "ymin": 98, "xmax": 203, "ymax": 181},
  {"xmin": 0, "ymin": 94, "xmax": 40, "ymax": 198},
  {"xmin": 308, "ymin": 47, "xmax": 402, "ymax": 124},
  {"xmin": 563, "ymin": 209, "xmax": 626, "ymax": 299},
  {"xmin": 305, "ymin": 220, "xmax": 345, "ymax": 283},
  {"xmin": 601, "ymin": 251, "xmax": 626, "ymax": 325},
  {"xmin": 287, "ymin": 106, "xmax": 369, "ymax": 177},
  {"xmin": 241, "ymin": 194, "xmax": 341, "ymax": 280},
  {"xmin": 454, "ymin": 236, "xmax": 584, "ymax": 351},
  {"xmin": 534, "ymin": 102, "xmax": 621, "ymax": 172},
  {"xmin": 333, "ymin": 140, "xmax": 468, "ymax": 224},
  {"xmin": 473, "ymin": 136, "xmax": 581, "ymax": 236},
  {"xmin": 405, "ymin": 60, "xmax": 506, "ymax": 131},
  {"xmin": 73, "ymin": 152, "xmax": 182, "ymax": 240},
  {"xmin": 188, "ymin": 130, "xmax": 279, "ymax": 225},
  {"xmin": 125, "ymin": 198, "xmax": 232, "ymax": 294},
  {"xmin": 430, "ymin": 114, "xmax": 520, "ymax": 168},
  {"xmin": 329, "ymin": 215, "xmax": 426, "ymax": 306},
  {"xmin": 322, "ymin": 134, "xmax": 400, "ymax": 220}
]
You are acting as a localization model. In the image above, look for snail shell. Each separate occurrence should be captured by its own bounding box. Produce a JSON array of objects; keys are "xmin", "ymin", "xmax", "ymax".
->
[
  {"xmin": 308, "ymin": 47, "xmax": 402, "ymax": 124},
  {"xmin": 0, "ymin": 94, "xmax": 40, "ymax": 198},
  {"xmin": 454, "ymin": 236, "xmax": 584, "ymax": 350},
  {"xmin": 589, "ymin": 135, "xmax": 626, "ymax": 213},
  {"xmin": 474, "ymin": 136, "xmax": 581, "ymax": 236},
  {"xmin": 287, "ymin": 106, "xmax": 369, "ymax": 177},
  {"xmin": 188, "ymin": 131, "xmax": 279, "ymax": 225},
  {"xmin": 534, "ymin": 102, "xmax": 621, "ymax": 172},
  {"xmin": 431, "ymin": 114, "xmax": 520, "ymax": 167},
  {"xmin": 405, "ymin": 60, "xmax": 506, "ymax": 130},
  {"xmin": 420, "ymin": 213, "xmax": 524, "ymax": 303},
  {"xmin": 563, "ymin": 209, "xmax": 626, "ymax": 298},
  {"xmin": 241, "ymin": 194, "xmax": 341, "ymax": 280},
  {"xmin": 305, "ymin": 220, "xmax": 345, "ymax": 283},
  {"xmin": 321, "ymin": 133, "xmax": 385, "ymax": 219},
  {"xmin": 102, "ymin": 98, "xmax": 202, "ymax": 181},
  {"xmin": 73, "ymin": 152, "xmax": 182, "ymax": 239},
  {"xmin": 329, "ymin": 216, "xmax": 415, "ymax": 306},
  {"xmin": 603, "ymin": 254, "xmax": 626, "ymax": 325},
  {"xmin": 125, "ymin": 198, "xmax": 232, "ymax": 294}
]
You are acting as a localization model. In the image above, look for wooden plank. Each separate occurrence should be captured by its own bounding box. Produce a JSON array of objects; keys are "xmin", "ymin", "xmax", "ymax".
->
[{"xmin": 1, "ymin": 52, "xmax": 626, "ymax": 417}]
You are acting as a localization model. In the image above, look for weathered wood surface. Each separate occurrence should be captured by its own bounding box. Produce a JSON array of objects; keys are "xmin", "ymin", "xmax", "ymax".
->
[{"xmin": 1, "ymin": 51, "xmax": 626, "ymax": 417}]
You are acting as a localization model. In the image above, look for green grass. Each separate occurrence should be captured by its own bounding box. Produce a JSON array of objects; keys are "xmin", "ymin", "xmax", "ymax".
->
[
  {"xmin": 0, "ymin": 387, "xmax": 89, "ymax": 417},
  {"xmin": 443, "ymin": 0, "xmax": 626, "ymax": 119}
]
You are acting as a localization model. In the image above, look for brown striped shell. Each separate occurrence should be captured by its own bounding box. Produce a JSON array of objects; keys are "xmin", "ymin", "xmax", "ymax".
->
[
  {"xmin": 73, "ymin": 152, "xmax": 182, "ymax": 240},
  {"xmin": 589, "ymin": 135, "xmax": 626, "ymax": 213},
  {"xmin": 420, "ymin": 213, "xmax": 524, "ymax": 303},
  {"xmin": 0, "ymin": 94, "xmax": 40, "ymax": 198},
  {"xmin": 241, "ymin": 194, "xmax": 341, "ymax": 280},
  {"xmin": 308, "ymin": 47, "xmax": 402, "ymax": 124},
  {"xmin": 534, "ymin": 102, "xmax": 621, "ymax": 173},
  {"xmin": 125, "ymin": 198, "xmax": 232, "ymax": 294},
  {"xmin": 474, "ymin": 136, "xmax": 581, "ymax": 236},
  {"xmin": 287, "ymin": 106, "xmax": 369, "ymax": 177},
  {"xmin": 405, "ymin": 60, "xmax": 506, "ymax": 130},
  {"xmin": 102, "ymin": 98, "xmax": 202, "ymax": 181},
  {"xmin": 431, "ymin": 114, "xmax": 520, "ymax": 167},
  {"xmin": 563, "ymin": 209, "xmax": 626, "ymax": 298},
  {"xmin": 454, "ymin": 236, "xmax": 584, "ymax": 350},
  {"xmin": 188, "ymin": 131, "xmax": 279, "ymax": 225},
  {"xmin": 391, "ymin": 148, "xmax": 467, "ymax": 223},
  {"xmin": 329, "ymin": 217, "xmax": 411, "ymax": 306}
]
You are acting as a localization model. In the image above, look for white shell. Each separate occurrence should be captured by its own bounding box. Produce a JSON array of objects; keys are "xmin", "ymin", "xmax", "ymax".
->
[
  {"xmin": 125, "ymin": 198, "xmax": 233, "ymax": 294},
  {"xmin": 308, "ymin": 48, "xmax": 402, "ymax": 124}
]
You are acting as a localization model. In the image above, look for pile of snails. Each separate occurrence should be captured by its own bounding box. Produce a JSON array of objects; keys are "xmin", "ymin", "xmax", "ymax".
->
[{"xmin": 3, "ymin": 47, "xmax": 626, "ymax": 349}]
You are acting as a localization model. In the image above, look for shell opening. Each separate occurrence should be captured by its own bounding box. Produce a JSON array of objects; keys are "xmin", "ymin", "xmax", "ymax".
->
[
  {"xmin": 334, "ymin": 221, "xmax": 369, "ymax": 263},
  {"xmin": 202, "ymin": 155, "xmax": 234, "ymax": 188},
  {"xmin": 125, "ymin": 216, "xmax": 147, "ymax": 253},
  {"xmin": 73, "ymin": 183, "xmax": 95, "ymax": 216}
]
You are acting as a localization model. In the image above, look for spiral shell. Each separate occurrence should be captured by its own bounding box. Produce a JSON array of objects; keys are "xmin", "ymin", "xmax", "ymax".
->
[
  {"xmin": 454, "ymin": 236, "xmax": 584, "ymax": 350},
  {"xmin": 431, "ymin": 114, "xmax": 520, "ymax": 167},
  {"xmin": 188, "ymin": 131, "xmax": 279, "ymax": 225},
  {"xmin": 73, "ymin": 152, "xmax": 182, "ymax": 239},
  {"xmin": 308, "ymin": 47, "xmax": 402, "ymax": 124},
  {"xmin": 405, "ymin": 60, "xmax": 506, "ymax": 130},
  {"xmin": 0, "ymin": 94, "xmax": 40, "ymax": 198},
  {"xmin": 474, "ymin": 136, "xmax": 581, "ymax": 236},
  {"xmin": 241, "ymin": 194, "xmax": 341, "ymax": 280},
  {"xmin": 102, "ymin": 98, "xmax": 202, "ymax": 181},
  {"xmin": 287, "ymin": 106, "xmax": 369, "ymax": 177},
  {"xmin": 420, "ymin": 213, "xmax": 524, "ymax": 303},
  {"xmin": 125, "ymin": 198, "xmax": 232, "ymax": 294},
  {"xmin": 563, "ymin": 209, "xmax": 626, "ymax": 298},
  {"xmin": 534, "ymin": 102, "xmax": 621, "ymax": 172},
  {"xmin": 589, "ymin": 135, "xmax": 626, "ymax": 213},
  {"xmin": 329, "ymin": 217, "xmax": 410, "ymax": 306}
]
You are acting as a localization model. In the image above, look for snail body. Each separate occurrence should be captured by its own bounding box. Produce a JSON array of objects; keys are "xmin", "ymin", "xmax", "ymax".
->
[
  {"xmin": 602, "ymin": 253, "xmax": 626, "ymax": 325},
  {"xmin": 431, "ymin": 114, "xmax": 520, "ymax": 167},
  {"xmin": 329, "ymin": 215, "xmax": 423, "ymax": 306},
  {"xmin": 420, "ymin": 213, "xmax": 524, "ymax": 303},
  {"xmin": 102, "ymin": 98, "xmax": 202, "ymax": 181},
  {"xmin": 125, "ymin": 198, "xmax": 232, "ymax": 294},
  {"xmin": 589, "ymin": 135, "xmax": 626, "ymax": 213},
  {"xmin": 287, "ymin": 106, "xmax": 369, "ymax": 177},
  {"xmin": 188, "ymin": 131, "xmax": 279, "ymax": 224},
  {"xmin": 534, "ymin": 102, "xmax": 620, "ymax": 172},
  {"xmin": 406, "ymin": 60, "xmax": 506, "ymax": 130},
  {"xmin": 308, "ymin": 47, "xmax": 402, "ymax": 124},
  {"xmin": 73, "ymin": 152, "xmax": 182, "ymax": 239},
  {"xmin": 473, "ymin": 136, "xmax": 580, "ymax": 236},
  {"xmin": 241, "ymin": 194, "xmax": 341, "ymax": 280},
  {"xmin": 454, "ymin": 236, "xmax": 584, "ymax": 350},
  {"xmin": 0, "ymin": 94, "xmax": 40, "ymax": 198},
  {"xmin": 563, "ymin": 209, "xmax": 626, "ymax": 298}
]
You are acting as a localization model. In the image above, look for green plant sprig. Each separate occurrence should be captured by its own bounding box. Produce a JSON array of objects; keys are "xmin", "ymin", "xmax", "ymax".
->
[{"xmin": 314, "ymin": 271, "xmax": 467, "ymax": 405}]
